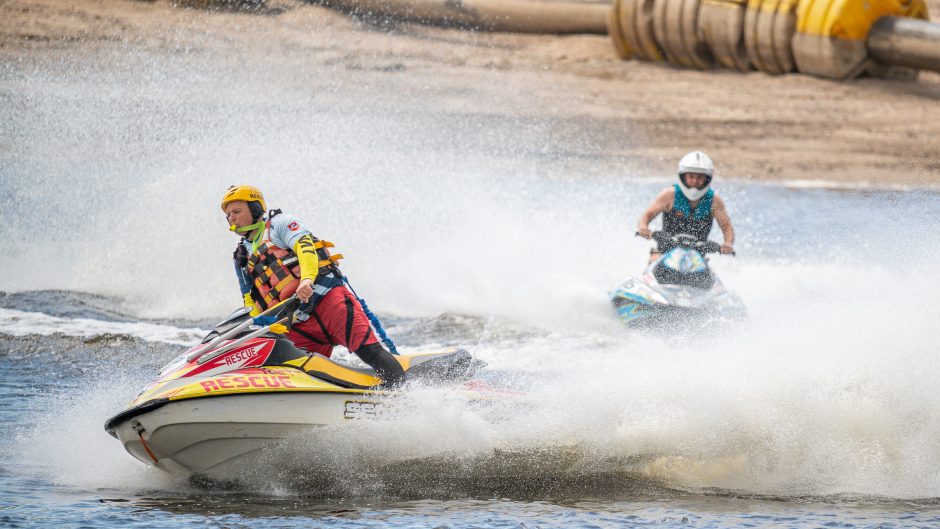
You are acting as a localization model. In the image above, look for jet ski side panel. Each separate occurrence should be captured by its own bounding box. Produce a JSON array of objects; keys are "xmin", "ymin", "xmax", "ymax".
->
[{"xmin": 111, "ymin": 391, "xmax": 384, "ymax": 474}]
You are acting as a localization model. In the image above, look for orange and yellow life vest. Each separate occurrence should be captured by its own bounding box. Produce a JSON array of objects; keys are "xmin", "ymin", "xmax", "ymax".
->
[{"xmin": 241, "ymin": 219, "xmax": 344, "ymax": 311}]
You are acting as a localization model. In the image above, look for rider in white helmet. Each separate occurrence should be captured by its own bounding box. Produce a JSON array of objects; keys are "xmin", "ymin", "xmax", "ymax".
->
[{"xmin": 636, "ymin": 151, "xmax": 735, "ymax": 262}]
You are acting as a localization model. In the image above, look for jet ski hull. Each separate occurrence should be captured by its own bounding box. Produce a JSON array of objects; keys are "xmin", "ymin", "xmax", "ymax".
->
[
  {"xmin": 610, "ymin": 241, "xmax": 746, "ymax": 328},
  {"xmin": 110, "ymin": 390, "xmax": 387, "ymax": 475},
  {"xmin": 613, "ymin": 294, "xmax": 746, "ymax": 327}
]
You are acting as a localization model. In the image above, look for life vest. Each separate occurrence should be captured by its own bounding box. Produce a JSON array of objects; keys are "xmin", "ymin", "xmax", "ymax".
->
[
  {"xmin": 663, "ymin": 184, "xmax": 715, "ymax": 241},
  {"xmin": 237, "ymin": 214, "xmax": 345, "ymax": 311}
]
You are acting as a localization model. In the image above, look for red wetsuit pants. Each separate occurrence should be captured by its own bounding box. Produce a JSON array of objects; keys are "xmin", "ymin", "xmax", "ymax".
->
[{"xmin": 285, "ymin": 286, "xmax": 379, "ymax": 357}]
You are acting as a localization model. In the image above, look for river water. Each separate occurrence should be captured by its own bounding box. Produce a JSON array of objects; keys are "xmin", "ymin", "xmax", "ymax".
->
[{"xmin": 3, "ymin": 37, "xmax": 940, "ymax": 529}]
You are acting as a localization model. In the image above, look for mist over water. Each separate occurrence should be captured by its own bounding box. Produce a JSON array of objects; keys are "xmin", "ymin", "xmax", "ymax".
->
[{"xmin": 3, "ymin": 38, "xmax": 940, "ymax": 505}]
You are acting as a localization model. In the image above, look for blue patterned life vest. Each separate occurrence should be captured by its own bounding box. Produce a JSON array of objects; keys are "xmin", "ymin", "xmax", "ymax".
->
[{"xmin": 663, "ymin": 184, "xmax": 714, "ymax": 241}]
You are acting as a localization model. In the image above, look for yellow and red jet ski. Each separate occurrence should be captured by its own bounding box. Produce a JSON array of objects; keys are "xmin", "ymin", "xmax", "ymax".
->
[{"xmin": 104, "ymin": 303, "xmax": 491, "ymax": 477}]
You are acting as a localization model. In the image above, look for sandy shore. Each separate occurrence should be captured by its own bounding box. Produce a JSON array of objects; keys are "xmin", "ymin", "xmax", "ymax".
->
[{"xmin": 2, "ymin": 0, "xmax": 938, "ymax": 187}]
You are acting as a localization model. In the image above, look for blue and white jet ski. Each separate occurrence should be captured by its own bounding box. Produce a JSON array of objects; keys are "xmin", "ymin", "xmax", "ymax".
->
[{"xmin": 609, "ymin": 232, "xmax": 745, "ymax": 327}]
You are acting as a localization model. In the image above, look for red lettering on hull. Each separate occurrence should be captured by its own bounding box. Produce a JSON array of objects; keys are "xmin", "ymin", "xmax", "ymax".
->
[{"xmin": 200, "ymin": 373, "xmax": 299, "ymax": 393}]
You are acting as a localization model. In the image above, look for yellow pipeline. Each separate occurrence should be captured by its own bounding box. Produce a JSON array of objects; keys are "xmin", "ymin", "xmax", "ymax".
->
[
  {"xmin": 323, "ymin": 0, "xmax": 609, "ymax": 34},
  {"xmin": 792, "ymin": 0, "xmax": 929, "ymax": 78},
  {"xmin": 608, "ymin": 0, "xmax": 936, "ymax": 79},
  {"xmin": 796, "ymin": 0, "xmax": 928, "ymax": 40}
]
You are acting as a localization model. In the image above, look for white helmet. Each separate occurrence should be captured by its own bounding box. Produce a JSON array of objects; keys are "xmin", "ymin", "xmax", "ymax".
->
[{"xmin": 677, "ymin": 151, "xmax": 714, "ymax": 201}]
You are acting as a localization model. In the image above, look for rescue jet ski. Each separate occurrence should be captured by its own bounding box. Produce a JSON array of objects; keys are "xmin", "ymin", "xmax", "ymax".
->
[
  {"xmin": 609, "ymin": 231, "xmax": 745, "ymax": 327},
  {"xmin": 105, "ymin": 300, "xmax": 493, "ymax": 477}
]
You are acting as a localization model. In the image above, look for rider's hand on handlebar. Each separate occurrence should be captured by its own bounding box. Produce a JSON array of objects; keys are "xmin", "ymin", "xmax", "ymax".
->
[
  {"xmin": 636, "ymin": 228, "xmax": 653, "ymax": 239},
  {"xmin": 296, "ymin": 278, "xmax": 314, "ymax": 303},
  {"xmin": 720, "ymin": 243, "xmax": 734, "ymax": 255}
]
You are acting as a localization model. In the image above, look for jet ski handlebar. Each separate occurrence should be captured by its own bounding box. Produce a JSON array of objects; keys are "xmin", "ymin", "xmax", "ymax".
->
[
  {"xmin": 184, "ymin": 296, "xmax": 301, "ymax": 363},
  {"xmin": 638, "ymin": 231, "xmax": 731, "ymax": 255},
  {"xmin": 194, "ymin": 317, "xmax": 290, "ymax": 365}
]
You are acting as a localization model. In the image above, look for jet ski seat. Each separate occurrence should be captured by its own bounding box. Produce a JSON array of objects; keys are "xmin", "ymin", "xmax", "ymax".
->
[
  {"xmin": 285, "ymin": 348, "xmax": 485, "ymax": 390},
  {"xmin": 653, "ymin": 262, "xmax": 714, "ymax": 289}
]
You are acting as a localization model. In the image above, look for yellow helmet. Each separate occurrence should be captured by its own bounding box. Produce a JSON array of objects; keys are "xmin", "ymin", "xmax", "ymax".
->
[{"xmin": 221, "ymin": 185, "xmax": 266, "ymax": 212}]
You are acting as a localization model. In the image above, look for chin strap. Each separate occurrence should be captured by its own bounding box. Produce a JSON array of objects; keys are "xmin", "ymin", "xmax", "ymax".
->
[
  {"xmin": 232, "ymin": 219, "xmax": 264, "ymax": 235},
  {"xmin": 230, "ymin": 219, "xmax": 266, "ymax": 252}
]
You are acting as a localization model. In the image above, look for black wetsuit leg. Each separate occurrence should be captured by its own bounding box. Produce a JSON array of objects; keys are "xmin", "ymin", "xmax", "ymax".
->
[{"xmin": 354, "ymin": 342, "xmax": 406, "ymax": 388}]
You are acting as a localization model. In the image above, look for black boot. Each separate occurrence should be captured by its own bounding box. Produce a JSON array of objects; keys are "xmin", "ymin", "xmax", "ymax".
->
[{"xmin": 354, "ymin": 342, "xmax": 406, "ymax": 388}]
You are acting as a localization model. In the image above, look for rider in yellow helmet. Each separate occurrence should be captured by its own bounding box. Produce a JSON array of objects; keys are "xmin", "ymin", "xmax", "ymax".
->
[{"xmin": 221, "ymin": 185, "xmax": 405, "ymax": 387}]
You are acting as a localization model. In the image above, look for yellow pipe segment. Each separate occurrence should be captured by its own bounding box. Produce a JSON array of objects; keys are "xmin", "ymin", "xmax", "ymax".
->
[
  {"xmin": 701, "ymin": 0, "xmax": 752, "ymax": 71},
  {"xmin": 614, "ymin": 0, "xmax": 667, "ymax": 60},
  {"xmin": 792, "ymin": 0, "xmax": 930, "ymax": 78},
  {"xmin": 608, "ymin": 0, "xmax": 635, "ymax": 58},
  {"xmin": 653, "ymin": 0, "xmax": 714, "ymax": 68},
  {"xmin": 744, "ymin": 0, "xmax": 798, "ymax": 73},
  {"xmin": 323, "ymin": 0, "xmax": 609, "ymax": 34}
]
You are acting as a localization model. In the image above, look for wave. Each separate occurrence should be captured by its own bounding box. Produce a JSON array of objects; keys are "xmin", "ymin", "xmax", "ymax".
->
[{"xmin": 0, "ymin": 306, "xmax": 205, "ymax": 346}]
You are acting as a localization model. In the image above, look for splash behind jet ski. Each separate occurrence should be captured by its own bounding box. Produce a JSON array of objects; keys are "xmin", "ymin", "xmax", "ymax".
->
[
  {"xmin": 609, "ymin": 232, "xmax": 745, "ymax": 327},
  {"xmin": 104, "ymin": 301, "xmax": 498, "ymax": 478}
]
